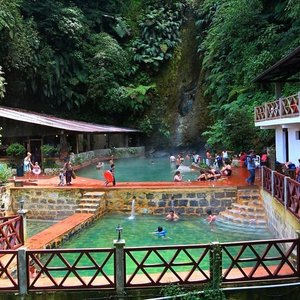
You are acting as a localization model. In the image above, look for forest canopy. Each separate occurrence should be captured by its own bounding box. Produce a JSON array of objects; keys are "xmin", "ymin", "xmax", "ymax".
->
[{"xmin": 0, "ymin": 0, "xmax": 300, "ymax": 152}]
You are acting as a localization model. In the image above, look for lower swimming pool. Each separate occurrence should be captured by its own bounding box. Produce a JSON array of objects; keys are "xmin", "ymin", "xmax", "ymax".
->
[
  {"xmin": 60, "ymin": 213, "xmax": 273, "ymax": 248},
  {"xmin": 37, "ymin": 214, "xmax": 274, "ymax": 277}
]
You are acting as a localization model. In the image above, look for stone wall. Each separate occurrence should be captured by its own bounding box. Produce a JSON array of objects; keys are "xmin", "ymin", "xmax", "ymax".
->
[
  {"xmin": 10, "ymin": 188, "xmax": 82, "ymax": 220},
  {"xmin": 105, "ymin": 187, "xmax": 237, "ymax": 216},
  {"xmin": 9, "ymin": 187, "xmax": 237, "ymax": 220},
  {"xmin": 262, "ymin": 190, "xmax": 300, "ymax": 239}
]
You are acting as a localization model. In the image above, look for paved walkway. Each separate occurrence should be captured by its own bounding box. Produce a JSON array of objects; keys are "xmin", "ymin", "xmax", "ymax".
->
[{"xmin": 15, "ymin": 166, "xmax": 260, "ymax": 189}]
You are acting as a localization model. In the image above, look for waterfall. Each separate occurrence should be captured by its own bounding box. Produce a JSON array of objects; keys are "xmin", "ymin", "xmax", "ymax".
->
[{"xmin": 128, "ymin": 198, "xmax": 136, "ymax": 220}]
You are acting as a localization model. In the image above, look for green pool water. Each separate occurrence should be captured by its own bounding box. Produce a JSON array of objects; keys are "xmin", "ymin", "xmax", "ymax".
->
[
  {"xmin": 61, "ymin": 214, "xmax": 273, "ymax": 248},
  {"xmin": 43, "ymin": 214, "xmax": 275, "ymax": 277},
  {"xmin": 27, "ymin": 220, "xmax": 57, "ymax": 237},
  {"xmin": 76, "ymin": 157, "xmax": 198, "ymax": 182}
]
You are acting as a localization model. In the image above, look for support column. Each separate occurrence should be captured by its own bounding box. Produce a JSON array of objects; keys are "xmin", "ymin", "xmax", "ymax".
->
[
  {"xmin": 17, "ymin": 199, "xmax": 28, "ymax": 242},
  {"xmin": 114, "ymin": 239, "xmax": 125, "ymax": 295},
  {"xmin": 210, "ymin": 242, "xmax": 222, "ymax": 289},
  {"xmin": 18, "ymin": 247, "xmax": 28, "ymax": 296}
]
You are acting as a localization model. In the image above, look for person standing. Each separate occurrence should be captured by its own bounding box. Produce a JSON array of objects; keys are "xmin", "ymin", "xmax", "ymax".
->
[
  {"xmin": 64, "ymin": 161, "xmax": 73, "ymax": 185},
  {"xmin": 206, "ymin": 150, "xmax": 212, "ymax": 167},
  {"xmin": 23, "ymin": 152, "xmax": 33, "ymax": 180},
  {"xmin": 110, "ymin": 163, "xmax": 116, "ymax": 186},
  {"xmin": 246, "ymin": 150, "xmax": 256, "ymax": 185}
]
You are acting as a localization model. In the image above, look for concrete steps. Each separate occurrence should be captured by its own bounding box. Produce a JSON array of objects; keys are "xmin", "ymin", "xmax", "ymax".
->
[
  {"xmin": 75, "ymin": 192, "xmax": 105, "ymax": 214},
  {"xmin": 218, "ymin": 187, "xmax": 268, "ymax": 229}
]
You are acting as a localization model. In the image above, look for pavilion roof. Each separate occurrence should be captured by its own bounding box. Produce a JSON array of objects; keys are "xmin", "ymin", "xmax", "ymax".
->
[
  {"xmin": 253, "ymin": 45, "xmax": 300, "ymax": 83},
  {"xmin": 0, "ymin": 106, "xmax": 140, "ymax": 133}
]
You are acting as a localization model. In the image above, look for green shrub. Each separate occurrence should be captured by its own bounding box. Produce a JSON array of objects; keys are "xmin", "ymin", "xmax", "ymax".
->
[
  {"xmin": 0, "ymin": 163, "xmax": 13, "ymax": 182},
  {"xmin": 6, "ymin": 143, "xmax": 26, "ymax": 158},
  {"xmin": 41, "ymin": 144, "xmax": 58, "ymax": 157}
]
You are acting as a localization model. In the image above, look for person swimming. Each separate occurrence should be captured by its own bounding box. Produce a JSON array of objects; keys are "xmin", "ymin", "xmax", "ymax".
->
[
  {"xmin": 206, "ymin": 209, "xmax": 216, "ymax": 224},
  {"xmin": 166, "ymin": 210, "xmax": 179, "ymax": 221},
  {"xmin": 153, "ymin": 226, "xmax": 167, "ymax": 237}
]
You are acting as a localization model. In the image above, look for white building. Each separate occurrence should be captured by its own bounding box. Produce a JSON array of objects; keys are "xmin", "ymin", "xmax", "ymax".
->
[{"xmin": 254, "ymin": 46, "xmax": 300, "ymax": 164}]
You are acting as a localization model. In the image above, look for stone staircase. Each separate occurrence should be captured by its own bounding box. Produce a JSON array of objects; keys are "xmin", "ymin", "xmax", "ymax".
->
[
  {"xmin": 75, "ymin": 191, "xmax": 106, "ymax": 214},
  {"xmin": 218, "ymin": 187, "xmax": 268, "ymax": 230}
]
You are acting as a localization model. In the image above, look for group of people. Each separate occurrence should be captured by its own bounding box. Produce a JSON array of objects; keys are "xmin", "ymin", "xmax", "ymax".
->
[
  {"xmin": 23, "ymin": 152, "xmax": 41, "ymax": 180},
  {"xmin": 153, "ymin": 207, "xmax": 216, "ymax": 238},
  {"xmin": 58, "ymin": 160, "xmax": 75, "ymax": 186}
]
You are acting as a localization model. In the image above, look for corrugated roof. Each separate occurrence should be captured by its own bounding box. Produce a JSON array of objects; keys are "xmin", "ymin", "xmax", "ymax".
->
[
  {"xmin": 0, "ymin": 106, "xmax": 140, "ymax": 133},
  {"xmin": 253, "ymin": 45, "xmax": 300, "ymax": 83}
]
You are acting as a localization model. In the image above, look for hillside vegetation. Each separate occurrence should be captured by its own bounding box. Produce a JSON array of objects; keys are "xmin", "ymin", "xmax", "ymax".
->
[{"xmin": 0, "ymin": 0, "xmax": 300, "ymax": 152}]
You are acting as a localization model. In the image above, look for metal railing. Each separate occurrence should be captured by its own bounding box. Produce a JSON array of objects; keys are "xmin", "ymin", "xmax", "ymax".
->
[{"xmin": 255, "ymin": 93, "xmax": 300, "ymax": 122}]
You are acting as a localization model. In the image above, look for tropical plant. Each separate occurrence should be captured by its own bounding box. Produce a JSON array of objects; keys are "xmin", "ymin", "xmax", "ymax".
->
[
  {"xmin": 131, "ymin": 1, "xmax": 184, "ymax": 71},
  {"xmin": 41, "ymin": 144, "xmax": 58, "ymax": 157},
  {"xmin": 0, "ymin": 163, "xmax": 13, "ymax": 183},
  {"xmin": 6, "ymin": 143, "xmax": 26, "ymax": 158}
]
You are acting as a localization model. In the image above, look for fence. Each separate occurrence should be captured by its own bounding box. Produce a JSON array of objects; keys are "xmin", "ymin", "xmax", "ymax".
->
[
  {"xmin": 0, "ymin": 215, "xmax": 23, "ymax": 250},
  {"xmin": 262, "ymin": 166, "xmax": 300, "ymax": 218},
  {"xmin": 255, "ymin": 93, "xmax": 300, "ymax": 122},
  {"xmin": 0, "ymin": 237, "xmax": 299, "ymax": 295}
]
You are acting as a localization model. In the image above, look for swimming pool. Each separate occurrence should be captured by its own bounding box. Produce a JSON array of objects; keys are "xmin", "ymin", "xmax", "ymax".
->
[
  {"xmin": 76, "ymin": 157, "xmax": 199, "ymax": 182},
  {"xmin": 61, "ymin": 214, "xmax": 273, "ymax": 248},
  {"xmin": 43, "ymin": 214, "xmax": 273, "ymax": 276}
]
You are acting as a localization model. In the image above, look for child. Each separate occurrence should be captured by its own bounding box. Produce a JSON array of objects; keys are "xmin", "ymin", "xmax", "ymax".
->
[
  {"xmin": 206, "ymin": 209, "xmax": 216, "ymax": 224},
  {"xmin": 153, "ymin": 226, "xmax": 167, "ymax": 237},
  {"xmin": 58, "ymin": 169, "xmax": 64, "ymax": 186},
  {"xmin": 32, "ymin": 162, "xmax": 41, "ymax": 179}
]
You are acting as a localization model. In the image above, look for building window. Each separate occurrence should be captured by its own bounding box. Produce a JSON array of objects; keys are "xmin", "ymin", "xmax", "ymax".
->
[{"xmin": 296, "ymin": 131, "xmax": 300, "ymax": 140}]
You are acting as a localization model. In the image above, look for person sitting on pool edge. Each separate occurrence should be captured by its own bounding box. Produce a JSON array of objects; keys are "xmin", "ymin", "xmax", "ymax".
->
[
  {"xmin": 166, "ymin": 210, "xmax": 179, "ymax": 221},
  {"xmin": 174, "ymin": 170, "xmax": 183, "ymax": 182}
]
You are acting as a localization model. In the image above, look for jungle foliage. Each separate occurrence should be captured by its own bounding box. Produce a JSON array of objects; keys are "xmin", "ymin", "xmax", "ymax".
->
[
  {"xmin": 0, "ymin": 0, "xmax": 300, "ymax": 151},
  {"xmin": 196, "ymin": 0, "xmax": 300, "ymax": 152}
]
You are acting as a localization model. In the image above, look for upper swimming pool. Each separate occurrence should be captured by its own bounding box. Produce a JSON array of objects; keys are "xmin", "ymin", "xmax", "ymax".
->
[{"xmin": 76, "ymin": 157, "xmax": 199, "ymax": 182}]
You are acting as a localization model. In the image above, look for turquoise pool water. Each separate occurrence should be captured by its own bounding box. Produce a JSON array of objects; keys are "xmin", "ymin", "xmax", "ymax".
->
[
  {"xmin": 61, "ymin": 214, "xmax": 273, "ymax": 248},
  {"xmin": 39, "ymin": 214, "xmax": 275, "ymax": 277},
  {"xmin": 76, "ymin": 157, "xmax": 198, "ymax": 182},
  {"xmin": 42, "ymin": 214, "xmax": 274, "ymax": 277}
]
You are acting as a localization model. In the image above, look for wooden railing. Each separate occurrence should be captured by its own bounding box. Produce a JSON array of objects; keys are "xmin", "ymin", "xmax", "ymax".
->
[
  {"xmin": 0, "ymin": 216, "xmax": 23, "ymax": 250},
  {"xmin": 262, "ymin": 166, "xmax": 300, "ymax": 218},
  {"xmin": 27, "ymin": 248, "xmax": 115, "ymax": 291},
  {"xmin": 0, "ymin": 238, "xmax": 299, "ymax": 294},
  {"xmin": 255, "ymin": 93, "xmax": 300, "ymax": 122}
]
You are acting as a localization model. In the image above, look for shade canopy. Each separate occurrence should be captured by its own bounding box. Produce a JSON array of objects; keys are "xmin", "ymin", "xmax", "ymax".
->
[{"xmin": 0, "ymin": 106, "xmax": 139, "ymax": 133}]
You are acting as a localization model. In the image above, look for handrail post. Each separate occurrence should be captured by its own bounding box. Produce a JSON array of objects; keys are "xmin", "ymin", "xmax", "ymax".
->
[
  {"xmin": 271, "ymin": 171, "xmax": 275, "ymax": 197},
  {"xmin": 210, "ymin": 242, "xmax": 222, "ymax": 289},
  {"xmin": 265, "ymin": 102, "xmax": 268, "ymax": 119},
  {"xmin": 284, "ymin": 176, "xmax": 288, "ymax": 210},
  {"xmin": 261, "ymin": 166, "xmax": 264, "ymax": 187},
  {"xmin": 17, "ymin": 198, "xmax": 28, "ymax": 242},
  {"xmin": 279, "ymin": 97, "xmax": 283, "ymax": 118},
  {"xmin": 18, "ymin": 247, "xmax": 28, "ymax": 296},
  {"xmin": 114, "ymin": 238, "xmax": 125, "ymax": 295}
]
